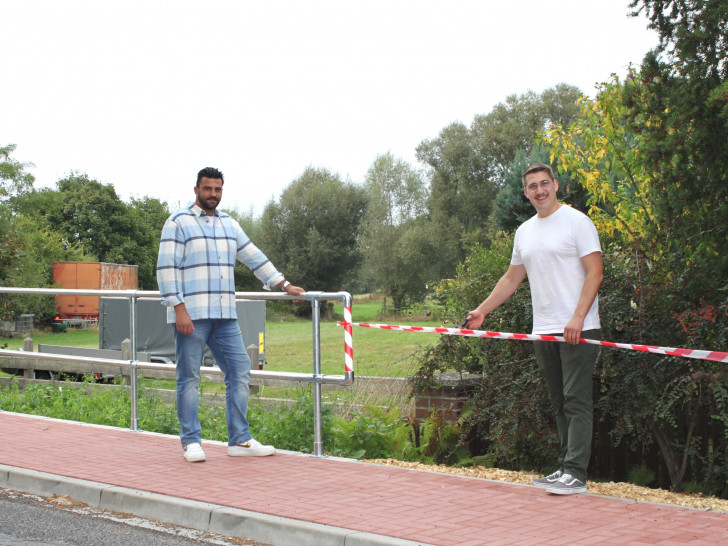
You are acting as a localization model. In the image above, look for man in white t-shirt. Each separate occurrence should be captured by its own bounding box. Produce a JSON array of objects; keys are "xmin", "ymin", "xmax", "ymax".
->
[{"xmin": 464, "ymin": 163, "xmax": 603, "ymax": 495}]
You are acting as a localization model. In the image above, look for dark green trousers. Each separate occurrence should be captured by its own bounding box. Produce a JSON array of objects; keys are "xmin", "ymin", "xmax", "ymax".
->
[{"xmin": 533, "ymin": 329, "xmax": 601, "ymax": 483}]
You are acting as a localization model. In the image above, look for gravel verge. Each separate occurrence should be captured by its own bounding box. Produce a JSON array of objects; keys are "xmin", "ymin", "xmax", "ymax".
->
[{"xmin": 365, "ymin": 459, "xmax": 728, "ymax": 512}]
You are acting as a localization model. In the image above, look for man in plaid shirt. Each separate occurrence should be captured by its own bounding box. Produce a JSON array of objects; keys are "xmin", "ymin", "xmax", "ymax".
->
[{"xmin": 157, "ymin": 167, "xmax": 304, "ymax": 463}]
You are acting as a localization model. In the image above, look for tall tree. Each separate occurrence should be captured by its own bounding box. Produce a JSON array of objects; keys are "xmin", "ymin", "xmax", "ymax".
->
[
  {"xmin": 630, "ymin": 0, "xmax": 728, "ymax": 80},
  {"xmin": 625, "ymin": 0, "xmax": 728, "ymax": 300},
  {"xmin": 260, "ymin": 167, "xmax": 367, "ymax": 292},
  {"xmin": 417, "ymin": 122, "xmax": 492, "ymax": 237},
  {"xmin": 416, "ymin": 84, "xmax": 585, "ymax": 277},
  {"xmin": 543, "ymin": 77, "xmax": 655, "ymax": 247},
  {"xmin": 0, "ymin": 145, "xmax": 35, "ymax": 319},
  {"xmin": 128, "ymin": 196, "xmax": 170, "ymax": 289},
  {"xmin": 47, "ymin": 174, "xmax": 130, "ymax": 260},
  {"xmin": 470, "ymin": 84, "xmax": 583, "ymax": 184},
  {"xmin": 226, "ymin": 206, "xmax": 266, "ymax": 292},
  {"xmin": 0, "ymin": 149, "xmax": 91, "ymax": 321},
  {"xmin": 45, "ymin": 174, "xmax": 164, "ymax": 289},
  {"xmin": 360, "ymin": 153, "xmax": 430, "ymax": 309},
  {"xmin": 0, "ymin": 144, "xmax": 35, "ymax": 201}
]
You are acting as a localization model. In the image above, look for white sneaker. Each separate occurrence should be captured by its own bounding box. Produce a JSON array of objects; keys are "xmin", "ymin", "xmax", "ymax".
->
[
  {"xmin": 228, "ymin": 438, "xmax": 276, "ymax": 457},
  {"xmin": 183, "ymin": 442, "xmax": 206, "ymax": 462}
]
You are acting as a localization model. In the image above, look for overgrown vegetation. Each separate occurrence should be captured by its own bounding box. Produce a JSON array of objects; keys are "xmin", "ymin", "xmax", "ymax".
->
[{"xmin": 0, "ymin": 378, "xmax": 464, "ymax": 465}]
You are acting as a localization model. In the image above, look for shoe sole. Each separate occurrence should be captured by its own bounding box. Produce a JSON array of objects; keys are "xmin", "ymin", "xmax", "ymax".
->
[
  {"xmin": 227, "ymin": 449, "xmax": 275, "ymax": 457},
  {"xmin": 546, "ymin": 487, "xmax": 586, "ymax": 495}
]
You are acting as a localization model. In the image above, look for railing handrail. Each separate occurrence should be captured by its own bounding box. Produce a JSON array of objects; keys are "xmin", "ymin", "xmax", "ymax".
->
[{"xmin": 0, "ymin": 286, "xmax": 354, "ymax": 457}]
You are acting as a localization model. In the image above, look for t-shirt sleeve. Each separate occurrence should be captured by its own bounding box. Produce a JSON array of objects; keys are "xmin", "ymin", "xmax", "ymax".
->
[
  {"xmin": 575, "ymin": 215, "xmax": 602, "ymax": 258},
  {"xmin": 510, "ymin": 227, "xmax": 523, "ymax": 265}
]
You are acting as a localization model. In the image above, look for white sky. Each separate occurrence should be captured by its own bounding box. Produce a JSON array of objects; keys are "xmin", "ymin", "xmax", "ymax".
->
[{"xmin": 2, "ymin": 0, "xmax": 659, "ymax": 215}]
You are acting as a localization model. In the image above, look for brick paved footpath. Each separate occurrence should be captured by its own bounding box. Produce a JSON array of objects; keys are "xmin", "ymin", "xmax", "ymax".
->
[{"xmin": 1, "ymin": 411, "xmax": 728, "ymax": 545}]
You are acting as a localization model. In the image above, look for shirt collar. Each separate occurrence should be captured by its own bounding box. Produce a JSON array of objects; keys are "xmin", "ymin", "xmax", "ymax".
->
[{"xmin": 189, "ymin": 203, "xmax": 220, "ymax": 218}]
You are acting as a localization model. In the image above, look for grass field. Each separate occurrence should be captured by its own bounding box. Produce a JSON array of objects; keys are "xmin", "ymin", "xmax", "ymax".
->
[{"xmin": 1, "ymin": 298, "xmax": 447, "ymax": 379}]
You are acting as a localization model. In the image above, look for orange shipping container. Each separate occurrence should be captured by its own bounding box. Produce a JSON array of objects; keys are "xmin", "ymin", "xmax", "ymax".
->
[{"xmin": 53, "ymin": 262, "xmax": 139, "ymax": 319}]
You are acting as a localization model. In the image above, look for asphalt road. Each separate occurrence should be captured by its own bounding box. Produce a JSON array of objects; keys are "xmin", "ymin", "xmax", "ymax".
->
[{"xmin": 0, "ymin": 488, "xmax": 268, "ymax": 546}]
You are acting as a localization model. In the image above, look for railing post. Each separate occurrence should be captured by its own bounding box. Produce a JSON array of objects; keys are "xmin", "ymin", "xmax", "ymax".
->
[
  {"xmin": 129, "ymin": 293, "xmax": 139, "ymax": 431},
  {"xmin": 311, "ymin": 296, "xmax": 323, "ymax": 457}
]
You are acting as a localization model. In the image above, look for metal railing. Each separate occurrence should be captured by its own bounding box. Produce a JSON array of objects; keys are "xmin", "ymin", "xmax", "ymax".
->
[{"xmin": 0, "ymin": 287, "xmax": 354, "ymax": 457}]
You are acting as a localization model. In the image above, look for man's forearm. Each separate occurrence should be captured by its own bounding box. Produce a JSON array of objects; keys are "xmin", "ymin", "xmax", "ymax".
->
[{"xmin": 475, "ymin": 265, "xmax": 526, "ymax": 316}]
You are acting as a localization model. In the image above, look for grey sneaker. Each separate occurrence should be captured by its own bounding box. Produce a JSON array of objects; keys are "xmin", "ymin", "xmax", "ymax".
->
[
  {"xmin": 546, "ymin": 473, "xmax": 587, "ymax": 495},
  {"xmin": 228, "ymin": 438, "xmax": 276, "ymax": 457},
  {"xmin": 183, "ymin": 442, "xmax": 206, "ymax": 463},
  {"xmin": 532, "ymin": 470, "xmax": 562, "ymax": 488}
]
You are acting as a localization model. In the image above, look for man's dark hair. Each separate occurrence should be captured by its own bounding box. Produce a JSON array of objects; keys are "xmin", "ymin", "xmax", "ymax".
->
[
  {"xmin": 196, "ymin": 167, "xmax": 224, "ymax": 187},
  {"xmin": 522, "ymin": 163, "xmax": 555, "ymax": 187}
]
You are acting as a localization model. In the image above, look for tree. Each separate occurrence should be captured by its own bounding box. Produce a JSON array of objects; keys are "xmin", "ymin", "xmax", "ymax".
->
[
  {"xmin": 0, "ymin": 144, "xmax": 35, "ymax": 201},
  {"xmin": 416, "ymin": 84, "xmax": 585, "ymax": 278},
  {"xmin": 226, "ymin": 206, "xmax": 267, "ymax": 292},
  {"xmin": 630, "ymin": 0, "xmax": 728, "ymax": 80},
  {"xmin": 0, "ymin": 145, "xmax": 37, "ymax": 320},
  {"xmin": 543, "ymin": 77, "xmax": 656, "ymax": 247},
  {"xmin": 260, "ymin": 167, "xmax": 367, "ymax": 292},
  {"xmin": 0, "ymin": 205, "xmax": 23, "ymax": 287},
  {"xmin": 623, "ymin": 0, "xmax": 728, "ymax": 301},
  {"xmin": 1, "ymin": 189, "xmax": 90, "ymax": 322},
  {"xmin": 417, "ymin": 122, "xmax": 492, "ymax": 236},
  {"xmin": 47, "ymin": 174, "xmax": 129, "ymax": 259},
  {"xmin": 360, "ymin": 153, "xmax": 430, "ymax": 309},
  {"xmin": 44, "ymin": 174, "xmax": 166, "ymax": 289},
  {"xmin": 127, "ymin": 196, "xmax": 170, "ymax": 289},
  {"xmin": 416, "ymin": 122, "xmax": 495, "ymax": 278},
  {"xmin": 470, "ymin": 84, "xmax": 583, "ymax": 182}
]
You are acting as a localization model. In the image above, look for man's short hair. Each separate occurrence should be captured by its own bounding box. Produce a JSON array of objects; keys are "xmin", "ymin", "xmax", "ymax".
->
[
  {"xmin": 522, "ymin": 163, "xmax": 555, "ymax": 187},
  {"xmin": 197, "ymin": 167, "xmax": 224, "ymax": 187}
]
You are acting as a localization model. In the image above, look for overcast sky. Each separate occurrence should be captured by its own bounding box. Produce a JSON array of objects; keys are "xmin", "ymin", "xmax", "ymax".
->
[{"xmin": 2, "ymin": 1, "xmax": 659, "ymax": 215}]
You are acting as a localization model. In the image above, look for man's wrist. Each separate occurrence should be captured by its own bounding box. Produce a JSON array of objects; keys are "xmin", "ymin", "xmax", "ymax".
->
[{"xmin": 282, "ymin": 281, "xmax": 291, "ymax": 290}]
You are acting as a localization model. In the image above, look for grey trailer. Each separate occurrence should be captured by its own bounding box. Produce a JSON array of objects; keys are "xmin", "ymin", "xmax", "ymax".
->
[{"xmin": 98, "ymin": 297, "xmax": 266, "ymax": 367}]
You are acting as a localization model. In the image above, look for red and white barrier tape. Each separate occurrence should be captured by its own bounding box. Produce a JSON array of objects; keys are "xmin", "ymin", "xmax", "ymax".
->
[{"xmin": 336, "ymin": 321, "xmax": 728, "ymax": 364}]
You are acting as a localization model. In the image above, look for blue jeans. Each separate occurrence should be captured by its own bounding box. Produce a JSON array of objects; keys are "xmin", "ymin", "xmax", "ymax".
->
[{"xmin": 174, "ymin": 319, "xmax": 252, "ymax": 448}]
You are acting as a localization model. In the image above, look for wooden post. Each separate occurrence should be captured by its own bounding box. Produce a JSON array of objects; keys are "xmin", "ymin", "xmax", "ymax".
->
[
  {"xmin": 247, "ymin": 344, "xmax": 260, "ymax": 370},
  {"xmin": 247, "ymin": 344, "xmax": 261, "ymax": 395},
  {"xmin": 121, "ymin": 338, "xmax": 132, "ymax": 384},
  {"xmin": 23, "ymin": 337, "xmax": 34, "ymax": 379}
]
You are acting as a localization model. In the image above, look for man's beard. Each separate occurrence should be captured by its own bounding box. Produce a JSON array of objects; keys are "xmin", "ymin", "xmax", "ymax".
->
[{"xmin": 199, "ymin": 198, "xmax": 218, "ymax": 211}]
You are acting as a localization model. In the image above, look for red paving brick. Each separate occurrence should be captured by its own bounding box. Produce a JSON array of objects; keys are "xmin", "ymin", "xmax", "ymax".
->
[{"xmin": 1, "ymin": 411, "xmax": 728, "ymax": 545}]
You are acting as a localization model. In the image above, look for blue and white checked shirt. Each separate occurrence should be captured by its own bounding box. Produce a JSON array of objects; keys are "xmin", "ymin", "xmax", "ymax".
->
[{"xmin": 156, "ymin": 203, "xmax": 285, "ymax": 323}]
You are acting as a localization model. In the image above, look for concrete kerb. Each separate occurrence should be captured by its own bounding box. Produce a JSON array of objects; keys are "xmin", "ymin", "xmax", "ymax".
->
[{"xmin": 0, "ymin": 464, "xmax": 433, "ymax": 546}]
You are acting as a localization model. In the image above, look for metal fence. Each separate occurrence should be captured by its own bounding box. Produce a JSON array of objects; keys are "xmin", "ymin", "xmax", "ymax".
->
[{"xmin": 0, "ymin": 287, "xmax": 354, "ymax": 457}]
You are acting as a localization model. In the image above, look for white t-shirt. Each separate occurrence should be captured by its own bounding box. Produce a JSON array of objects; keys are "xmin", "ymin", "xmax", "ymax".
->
[{"xmin": 511, "ymin": 204, "xmax": 602, "ymax": 334}]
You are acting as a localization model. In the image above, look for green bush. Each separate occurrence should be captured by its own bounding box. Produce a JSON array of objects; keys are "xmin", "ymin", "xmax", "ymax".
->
[
  {"xmin": 409, "ymin": 234, "xmax": 728, "ymax": 496},
  {"xmin": 248, "ymin": 387, "xmax": 334, "ymax": 452},
  {"xmin": 330, "ymin": 405, "xmax": 414, "ymax": 460},
  {"xmin": 410, "ymin": 235, "xmax": 557, "ymax": 472}
]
